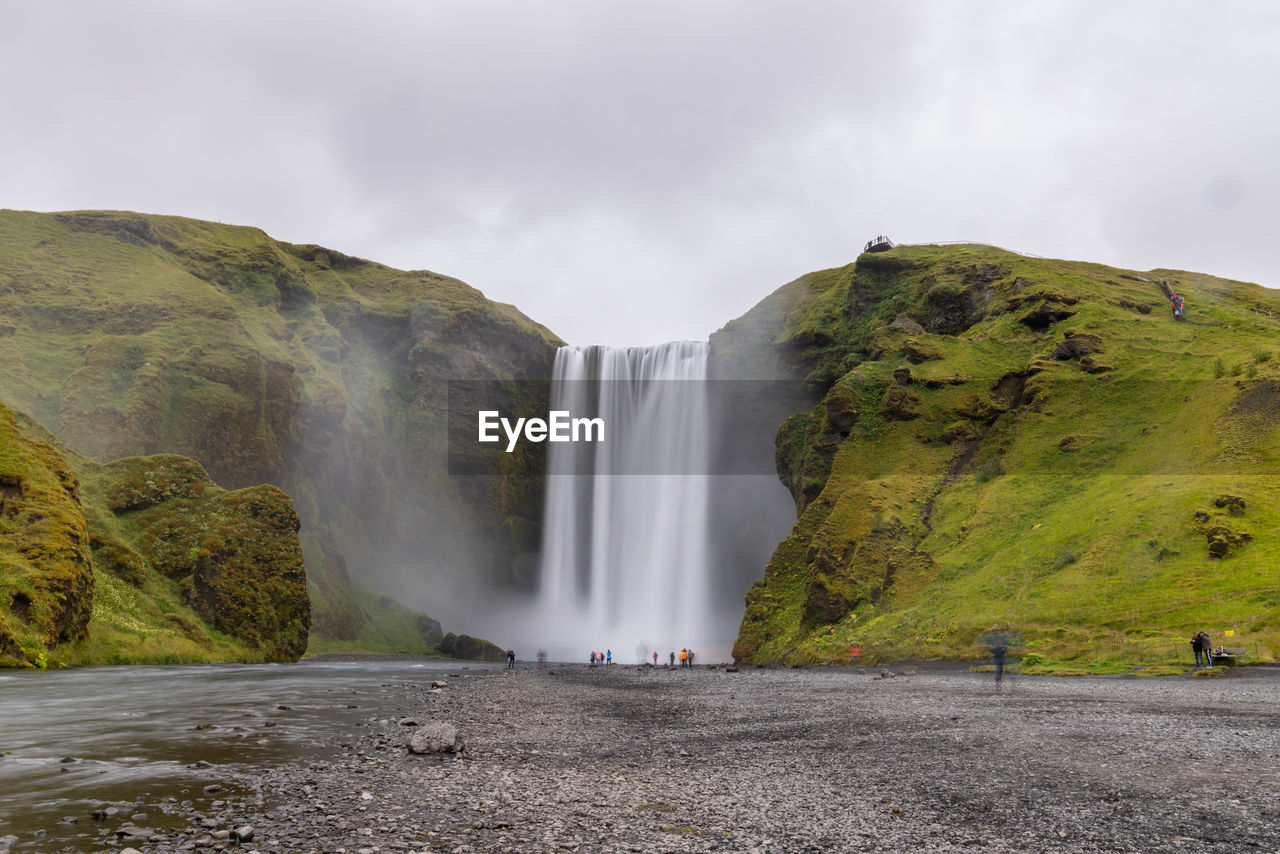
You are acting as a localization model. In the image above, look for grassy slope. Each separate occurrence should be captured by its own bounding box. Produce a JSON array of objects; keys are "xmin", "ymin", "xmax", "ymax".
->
[
  {"xmin": 4, "ymin": 408, "xmax": 310, "ymax": 666},
  {"xmin": 0, "ymin": 210, "xmax": 561, "ymax": 651},
  {"xmin": 734, "ymin": 244, "xmax": 1280, "ymax": 672}
]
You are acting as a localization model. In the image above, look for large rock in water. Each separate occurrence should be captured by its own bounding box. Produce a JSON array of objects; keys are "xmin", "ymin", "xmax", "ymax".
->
[{"xmin": 438, "ymin": 632, "xmax": 506, "ymax": 661}]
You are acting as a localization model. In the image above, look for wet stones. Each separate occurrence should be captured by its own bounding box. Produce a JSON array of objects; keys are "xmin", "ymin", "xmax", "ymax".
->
[{"xmin": 115, "ymin": 824, "xmax": 154, "ymax": 841}]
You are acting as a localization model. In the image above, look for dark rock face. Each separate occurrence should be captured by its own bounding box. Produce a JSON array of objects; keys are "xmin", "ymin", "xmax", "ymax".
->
[
  {"xmin": 1051, "ymin": 331, "xmax": 1103, "ymax": 360},
  {"xmin": 1017, "ymin": 299, "xmax": 1077, "ymax": 329},
  {"xmin": 438, "ymin": 633, "xmax": 506, "ymax": 661}
]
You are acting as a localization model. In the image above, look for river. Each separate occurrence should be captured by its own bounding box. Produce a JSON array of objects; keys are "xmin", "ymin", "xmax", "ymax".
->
[{"xmin": 0, "ymin": 658, "xmax": 498, "ymax": 851}]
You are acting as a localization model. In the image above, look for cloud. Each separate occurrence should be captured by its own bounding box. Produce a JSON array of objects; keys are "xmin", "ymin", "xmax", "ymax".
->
[{"xmin": 2, "ymin": 1, "xmax": 1277, "ymax": 345}]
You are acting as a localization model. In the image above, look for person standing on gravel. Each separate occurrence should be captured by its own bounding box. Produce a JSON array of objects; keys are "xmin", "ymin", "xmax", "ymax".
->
[
  {"xmin": 1191, "ymin": 632, "xmax": 1205, "ymax": 668},
  {"xmin": 506, "ymin": 649, "xmax": 516, "ymax": 669},
  {"xmin": 984, "ymin": 631, "xmax": 1009, "ymax": 685},
  {"xmin": 680, "ymin": 648, "xmax": 688, "ymax": 668}
]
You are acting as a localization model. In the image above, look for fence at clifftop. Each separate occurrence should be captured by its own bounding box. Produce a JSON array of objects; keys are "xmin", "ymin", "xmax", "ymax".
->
[{"xmin": 895, "ymin": 239, "xmax": 1050, "ymax": 259}]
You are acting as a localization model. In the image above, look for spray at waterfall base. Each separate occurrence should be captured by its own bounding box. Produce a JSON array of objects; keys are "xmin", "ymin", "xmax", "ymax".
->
[{"xmin": 447, "ymin": 344, "xmax": 801, "ymax": 662}]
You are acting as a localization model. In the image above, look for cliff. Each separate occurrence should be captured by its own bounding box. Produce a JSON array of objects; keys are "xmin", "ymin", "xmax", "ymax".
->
[
  {"xmin": 0, "ymin": 210, "xmax": 561, "ymax": 652},
  {"xmin": 725, "ymin": 244, "xmax": 1280, "ymax": 672}
]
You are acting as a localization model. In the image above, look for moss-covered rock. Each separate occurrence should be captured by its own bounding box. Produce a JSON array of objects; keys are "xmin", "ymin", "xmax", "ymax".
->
[
  {"xmin": 439, "ymin": 632, "xmax": 506, "ymax": 661},
  {"xmin": 1, "ymin": 400, "xmax": 311, "ymax": 666},
  {"xmin": 0, "ymin": 402, "xmax": 94, "ymax": 665}
]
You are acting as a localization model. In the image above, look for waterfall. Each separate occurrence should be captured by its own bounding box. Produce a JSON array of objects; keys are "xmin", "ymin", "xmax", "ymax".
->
[{"xmin": 536, "ymin": 341, "xmax": 713, "ymax": 662}]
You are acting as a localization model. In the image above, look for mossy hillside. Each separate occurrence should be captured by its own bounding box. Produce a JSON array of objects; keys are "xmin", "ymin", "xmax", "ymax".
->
[
  {"xmin": 79, "ymin": 455, "xmax": 311, "ymax": 661},
  {"xmin": 0, "ymin": 210, "xmax": 563, "ymax": 647},
  {"xmin": 1, "ymin": 405, "xmax": 312, "ymax": 666},
  {"xmin": 732, "ymin": 244, "xmax": 1280, "ymax": 670},
  {"xmin": 0, "ymin": 402, "xmax": 93, "ymax": 666}
]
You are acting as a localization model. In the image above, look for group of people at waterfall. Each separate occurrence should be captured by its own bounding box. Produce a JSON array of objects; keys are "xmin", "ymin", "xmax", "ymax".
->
[{"xmin": 586, "ymin": 648, "xmax": 699, "ymax": 666}]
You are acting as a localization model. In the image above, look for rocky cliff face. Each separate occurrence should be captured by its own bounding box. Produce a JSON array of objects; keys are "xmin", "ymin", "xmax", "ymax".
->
[
  {"xmin": 1, "ymin": 402, "xmax": 310, "ymax": 665},
  {"xmin": 727, "ymin": 244, "xmax": 1280, "ymax": 670},
  {"xmin": 0, "ymin": 210, "xmax": 561, "ymax": 649},
  {"xmin": 0, "ymin": 403, "xmax": 93, "ymax": 665}
]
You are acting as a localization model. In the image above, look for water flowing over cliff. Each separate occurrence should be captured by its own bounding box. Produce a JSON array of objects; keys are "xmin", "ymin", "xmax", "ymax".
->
[{"xmin": 535, "ymin": 342, "xmax": 717, "ymax": 660}]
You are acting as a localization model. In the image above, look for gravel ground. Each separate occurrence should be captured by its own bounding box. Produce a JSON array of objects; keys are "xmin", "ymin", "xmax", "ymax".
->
[{"xmin": 52, "ymin": 664, "xmax": 1280, "ymax": 853}]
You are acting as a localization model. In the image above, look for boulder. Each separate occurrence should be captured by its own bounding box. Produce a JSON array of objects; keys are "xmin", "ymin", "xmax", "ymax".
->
[
  {"xmin": 407, "ymin": 721, "xmax": 465, "ymax": 754},
  {"xmin": 901, "ymin": 338, "xmax": 943, "ymax": 364},
  {"xmin": 438, "ymin": 632, "xmax": 506, "ymax": 661},
  {"xmin": 888, "ymin": 314, "xmax": 925, "ymax": 334},
  {"xmin": 883, "ymin": 387, "xmax": 921, "ymax": 421},
  {"xmin": 1050, "ymin": 331, "xmax": 1103, "ymax": 360}
]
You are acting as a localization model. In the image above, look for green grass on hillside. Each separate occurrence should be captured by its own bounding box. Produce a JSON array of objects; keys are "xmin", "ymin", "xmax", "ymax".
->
[
  {"xmin": 734, "ymin": 244, "xmax": 1280, "ymax": 670},
  {"xmin": 0, "ymin": 209, "xmax": 562, "ymax": 654}
]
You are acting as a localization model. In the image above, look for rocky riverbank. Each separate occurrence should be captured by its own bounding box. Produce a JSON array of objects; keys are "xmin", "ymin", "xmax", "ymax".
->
[{"xmin": 11, "ymin": 664, "xmax": 1280, "ymax": 852}]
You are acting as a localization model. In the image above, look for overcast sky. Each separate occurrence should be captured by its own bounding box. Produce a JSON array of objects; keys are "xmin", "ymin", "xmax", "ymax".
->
[{"xmin": 3, "ymin": 2, "xmax": 1277, "ymax": 346}]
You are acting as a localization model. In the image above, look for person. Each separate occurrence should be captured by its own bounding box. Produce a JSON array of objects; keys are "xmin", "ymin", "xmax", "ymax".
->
[
  {"xmin": 1199, "ymin": 632, "xmax": 1213, "ymax": 668},
  {"xmin": 606, "ymin": 649, "xmax": 612, "ymax": 666},
  {"xmin": 652, "ymin": 650, "xmax": 658, "ymax": 666},
  {"xmin": 669, "ymin": 651, "xmax": 675, "ymax": 667},
  {"xmin": 537, "ymin": 649, "xmax": 546, "ymax": 669},
  {"xmin": 1191, "ymin": 632, "xmax": 1206, "ymax": 668},
  {"xmin": 506, "ymin": 649, "xmax": 516, "ymax": 670},
  {"xmin": 679, "ymin": 648, "xmax": 688, "ymax": 668},
  {"xmin": 688, "ymin": 649, "xmax": 695, "ymax": 667},
  {"xmin": 589, "ymin": 651, "xmax": 596, "ymax": 666},
  {"xmin": 849, "ymin": 644, "xmax": 862, "ymax": 663},
  {"xmin": 984, "ymin": 630, "xmax": 1009, "ymax": 685}
]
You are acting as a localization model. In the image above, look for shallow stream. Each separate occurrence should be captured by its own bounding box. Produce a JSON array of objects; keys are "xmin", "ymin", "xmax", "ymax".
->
[{"xmin": 0, "ymin": 658, "xmax": 496, "ymax": 850}]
